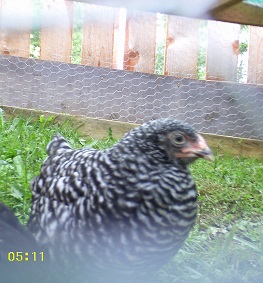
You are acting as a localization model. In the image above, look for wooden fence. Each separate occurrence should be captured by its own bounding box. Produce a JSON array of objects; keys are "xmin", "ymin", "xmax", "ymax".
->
[{"xmin": 0, "ymin": 0, "xmax": 262, "ymax": 84}]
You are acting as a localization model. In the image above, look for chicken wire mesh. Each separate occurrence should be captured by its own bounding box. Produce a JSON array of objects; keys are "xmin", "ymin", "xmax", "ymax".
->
[
  {"xmin": 0, "ymin": 54, "xmax": 262, "ymax": 140},
  {"xmin": 0, "ymin": 0, "xmax": 262, "ymax": 140}
]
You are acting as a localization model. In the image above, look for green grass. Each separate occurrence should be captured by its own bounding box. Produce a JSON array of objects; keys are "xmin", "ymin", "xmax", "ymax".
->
[
  {"xmin": 0, "ymin": 111, "xmax": 117, "ymax": 223},
  {"xmin": 0, "ymin": 110, "xmax": 262, "ymax": 282}
]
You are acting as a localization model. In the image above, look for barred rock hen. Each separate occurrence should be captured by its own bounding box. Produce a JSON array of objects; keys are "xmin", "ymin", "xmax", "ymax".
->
[{"xmin": 28, "ymin": 118, "xmax": 214, "ymax": 282}]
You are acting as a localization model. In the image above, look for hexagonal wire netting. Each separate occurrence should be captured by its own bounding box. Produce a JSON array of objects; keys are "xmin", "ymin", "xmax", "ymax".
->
[{"xmin": 0, "ymin": 0, "xmax": 262, "ymax": 140}]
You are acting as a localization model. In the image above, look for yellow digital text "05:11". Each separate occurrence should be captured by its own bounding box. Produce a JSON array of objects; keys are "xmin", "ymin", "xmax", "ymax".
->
[{"xmin": 7, "ymin": 252, "xmax": 45, "ymax": 262}]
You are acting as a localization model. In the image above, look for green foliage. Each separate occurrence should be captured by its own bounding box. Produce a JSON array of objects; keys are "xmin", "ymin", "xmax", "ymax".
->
[
  {"xmin": 192, "ymin": 155, "xmax": 263, "ymax": 223},
  {"xmin": 30, "ymin": 0, "xmax": 42, "ymax": 58},
  {"xmin": 158, "ymin": 155, "xmax": 263, "ymax": 282},
  {"xmin": 0, "ymin": 112, "xmax": 116, "ymax": 223},
  {"xmin": 237, "ymin": 25, "xmax": 249, "ymax": 82},
  {"xmin": 29, "ymin": 0, "xmax": 84, "ymax": 63},
  {"xmin": 155, "ymin": 14, "xmax": 166, "ymax": 75},
  {"xmin": 30, "ymin": 31, "xmax": 40, "ymax": 59},
  {"xmin": 71, "ymin": 2, "xmax": 84, "ymax": 64},
  {"xmin": 160, "ymin": 224, "xmax": 263, "ymax": 283},
  {"xmin": 0, "ymin": 112, "xmax": 262, "ymax": 282},
  {"xmin": 196, "ymin": 21, "xmax": 208, "ymax": 80},
  {"xmin": 239, "ymin": 42, "xmax": 248, "ymax": 54}
]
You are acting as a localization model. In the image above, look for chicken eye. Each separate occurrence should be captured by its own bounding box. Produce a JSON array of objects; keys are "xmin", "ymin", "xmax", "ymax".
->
[{"xmin": 172, "ymin": 133, "xmax": 185, "ymax": 145}]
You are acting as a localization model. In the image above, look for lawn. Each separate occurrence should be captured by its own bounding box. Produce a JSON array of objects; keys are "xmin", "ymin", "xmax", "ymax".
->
[{"xmin": 0, "ymin": 109, "xmax": 262, "ymax": 283}]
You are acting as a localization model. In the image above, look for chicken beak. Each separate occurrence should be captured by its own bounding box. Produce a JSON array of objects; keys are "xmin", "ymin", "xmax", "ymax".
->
[
  {"xmin": 194, "ymin": 134, "xmax": 214, "ymax": 162},
  {"xmin": 195, "ymin": 148, "xmax": 215, "ymax": 162},
  {"xmin": 175, "ymin": 134, "xmax": 215, "ymax": 162}
]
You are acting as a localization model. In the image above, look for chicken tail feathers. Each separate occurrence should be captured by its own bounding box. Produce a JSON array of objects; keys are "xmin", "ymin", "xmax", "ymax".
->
[{"xmin": 47, "ymin": 134, "xmax": 72, "ymax": 156}]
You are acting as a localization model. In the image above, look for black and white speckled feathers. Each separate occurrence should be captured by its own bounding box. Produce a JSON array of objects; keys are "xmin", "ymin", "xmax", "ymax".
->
[{"xmin": 28, "ymin": 118, "xmax": 213, "ymax": 280}]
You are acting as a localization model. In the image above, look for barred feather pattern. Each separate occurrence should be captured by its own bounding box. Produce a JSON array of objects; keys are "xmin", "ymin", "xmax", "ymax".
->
[{"xmin": 28, "ymin": 119, "xmax": 201, "ymax": 278}]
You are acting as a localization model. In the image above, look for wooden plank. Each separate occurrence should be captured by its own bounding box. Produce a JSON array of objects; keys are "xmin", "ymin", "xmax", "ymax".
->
[
  {"xmin": 1, "ymin": 105, "xmax": 263, "ymax": 158},
  {"xmin": 210, "ymin": 2, "xmax": 263, "ymax": 27},
  {"xmin": 112, "ymin": 8, "xmax": 126, "ymax": 70},
  {"xmin": 165, "ymin": 16, "xmax": 199, "ymax": 79},
  {"xmin": 209, "ymin": 0, "xmax": 243, "ymax": 13},
  {"xmin": 247, "ymin": 26, "xmax": 263, "ymax": 85},
  {"xmin": 40, "ymin": 0, "xmax": 73, "ymax": 63},
  {"xmin": 1, "ymin": 105, "xmax": 137, "ymax": 140},
  {"xmin": 81, "ymin": 4, "xmax": 116, "ymax": 67},
  {"xmin": 124, "ymin": 10, "xmax": 156, "ymax": 73},
  {"xmin": 206, "ymin": 21, "xmax": 240, "ymax": 81},
  {"xmin": 202, "ymin": 132, "xmax": 263, "ymax": 158},
  {"xmin": 0, "ymin": 0, "xmax": 31, "ymax": 57}
]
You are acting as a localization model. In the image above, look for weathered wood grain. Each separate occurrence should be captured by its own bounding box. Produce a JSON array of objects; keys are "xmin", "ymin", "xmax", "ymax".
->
[
  {"xmin": 165, "ymin": 16, "xmax": 199, "ymax": 79},
  {"xmin": 247, "ymin": 26, "xmax": 263, "ymax": 85},
  {"xmin": 40, "ymin": 0, "xmax": 73, "ymax": 63},
  {"xmin": 206, "ymin": 21, "xmax": 240, "ymax": 81}
]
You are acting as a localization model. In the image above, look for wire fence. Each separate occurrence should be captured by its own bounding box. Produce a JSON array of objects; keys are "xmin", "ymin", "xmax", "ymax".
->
[{"xmin": 0, "ymin": 0, "xmax": 262, "ymax": 140}]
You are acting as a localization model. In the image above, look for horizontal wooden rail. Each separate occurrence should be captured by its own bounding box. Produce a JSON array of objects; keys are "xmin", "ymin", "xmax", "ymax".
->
[{"xmin": 1, "ymin": 105, "xmax": 262, "ymax": 158}]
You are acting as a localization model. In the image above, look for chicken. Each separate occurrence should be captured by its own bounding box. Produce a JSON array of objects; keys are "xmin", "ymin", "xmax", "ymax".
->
[{"xmin": 28, "ymin": 118, "xmax": 214, "ymax": 282}]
